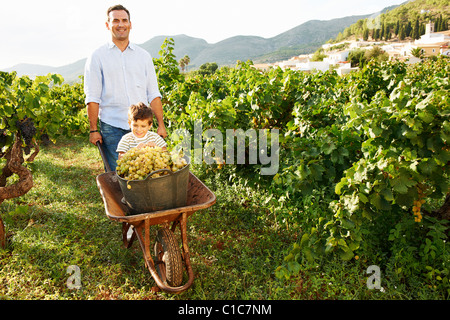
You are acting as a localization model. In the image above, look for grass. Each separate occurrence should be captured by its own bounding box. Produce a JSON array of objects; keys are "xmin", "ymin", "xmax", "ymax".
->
[
  {"xmin": 0, "ymin": 136, "xmax": 447, "ymax": 300},
  {"xmin": 0, "ymin": 136, "xmax": 296, "ymax": 300}
]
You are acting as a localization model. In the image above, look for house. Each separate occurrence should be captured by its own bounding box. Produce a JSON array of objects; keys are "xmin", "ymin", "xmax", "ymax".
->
[
  {"xmin": 381, "ymin": 43, "xmax": 406, "ymax": 59},
  {"xmin": 336, "ymin": 65, "xmax": 358, "ymax": 75},
  {"xmin": 414, "ymin": 22, "xmax": 450, "ymax": 56},
  {"xmin": 324, "ymin": 50, "xmax": 350, "ymax": 64}
]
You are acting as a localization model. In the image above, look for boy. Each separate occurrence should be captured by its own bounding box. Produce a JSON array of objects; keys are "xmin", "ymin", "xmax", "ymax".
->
[{"xmin": 116, "ymin": 102, "xmax": 167, "ymax": 159}]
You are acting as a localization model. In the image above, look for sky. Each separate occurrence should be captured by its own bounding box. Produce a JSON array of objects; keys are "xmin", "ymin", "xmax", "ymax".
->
[{"xmin": 1, "ymin": 0, "xmax": 407, "ymax": 70}]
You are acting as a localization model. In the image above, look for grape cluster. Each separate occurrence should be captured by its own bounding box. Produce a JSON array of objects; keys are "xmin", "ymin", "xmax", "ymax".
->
[
  {"xmin": 116, "ymin": 146, "xmax": 188, "ymax": 181},
  {"xmin": 413, "ymin": 199, "xmax": 425, "ymax": 222},
  {"xmin": 413, "ymin": 186, "xmax": 426, "ymax": 223},
  {"xmin": 0, "ymin": 129, "xmax": 6, "ymax": 146},
  {"xmin": 17, "ymin": 117, "xmax": 36, "ymax": 155}
]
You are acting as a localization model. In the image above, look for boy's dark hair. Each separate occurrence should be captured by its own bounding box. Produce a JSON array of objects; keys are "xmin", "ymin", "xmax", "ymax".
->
[
  {"xmin": 128, "ymin": 102, "xmax": 153, "ymax": 124},
  {"xmin": 107, "ymin": 4, "xmax": 130, "ymax": 21}
]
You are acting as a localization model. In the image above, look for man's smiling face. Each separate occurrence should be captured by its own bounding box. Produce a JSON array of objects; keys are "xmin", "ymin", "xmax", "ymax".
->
[{"xmin": 106, "ymin": 10, "xmax": 132, "ymax": 42}]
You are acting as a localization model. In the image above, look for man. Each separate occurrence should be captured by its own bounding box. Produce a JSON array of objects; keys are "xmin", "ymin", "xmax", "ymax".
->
[{"xmin": 84, "ymin": 4, "xmax": 167, "ymax": 172}]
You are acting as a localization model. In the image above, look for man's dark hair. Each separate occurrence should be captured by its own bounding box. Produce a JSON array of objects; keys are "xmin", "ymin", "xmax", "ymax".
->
[
  {"xmin": 128, "ymin": 102, "xmax": 154, "ymax": 124},
  {"xmin": 107, "ymin": 4, "xmax": 130, "ymax": 21}
]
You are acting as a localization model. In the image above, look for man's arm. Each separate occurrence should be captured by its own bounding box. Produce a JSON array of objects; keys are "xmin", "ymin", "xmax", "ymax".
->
[
  {"xmin": 150, "ymin": 97, "xmax": 167, "ymax": 138},
  {"xmin": 87, "ymin": 102, "xmax": 102, "ymax": 145}
]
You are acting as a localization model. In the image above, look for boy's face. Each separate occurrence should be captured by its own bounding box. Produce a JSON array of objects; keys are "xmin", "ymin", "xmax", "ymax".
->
[{"xmin": 129, "ymin": 119, "xmax": 151, "ymax": 138}]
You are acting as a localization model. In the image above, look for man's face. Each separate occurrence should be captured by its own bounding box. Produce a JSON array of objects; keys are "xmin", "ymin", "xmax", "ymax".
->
[{"xmin": 106, "ymin": 10, "xmax": 131, "ymax": 42}]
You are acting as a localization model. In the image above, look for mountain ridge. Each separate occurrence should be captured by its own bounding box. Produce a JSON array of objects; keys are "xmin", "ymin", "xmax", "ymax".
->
[{"xmin": 2, "ymin": 8, "xmax": 398, "ymax": 82}]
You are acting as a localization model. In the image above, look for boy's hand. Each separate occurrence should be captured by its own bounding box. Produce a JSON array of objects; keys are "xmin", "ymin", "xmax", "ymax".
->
[{"xmin": 137, "ymin": 142, "xmax": 156, "ymax": 149}]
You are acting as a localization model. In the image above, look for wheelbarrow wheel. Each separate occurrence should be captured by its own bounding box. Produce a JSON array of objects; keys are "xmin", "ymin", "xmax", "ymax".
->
[{"xmin": 154, "ymin": 227, "xmax": 183, "ymax": 287}]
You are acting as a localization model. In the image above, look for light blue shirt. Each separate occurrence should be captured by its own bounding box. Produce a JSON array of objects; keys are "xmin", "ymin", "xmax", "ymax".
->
[{"xmin": 84, "ymin": 41, "xmax": 162, "ymax": 130}]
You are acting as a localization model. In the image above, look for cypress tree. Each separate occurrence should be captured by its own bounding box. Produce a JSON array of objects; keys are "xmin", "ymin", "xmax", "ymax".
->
[
  {"xmin": 363, "ymin": 28, "xmax": 369, "ymax": 41},
  {"xmin": 412, "ymin": 19, "xmax": 419, "ymax": 39},
  {"xmin": 399, "ymin": 25, "xmax": 405, "ymax": 41},
  {"xmin": 395, "ymin": 20, "xmax": 400, "ymax": 36},
  {"xmin": 406, "ymin": 21, "xmax": 412, "ymax": 38}
]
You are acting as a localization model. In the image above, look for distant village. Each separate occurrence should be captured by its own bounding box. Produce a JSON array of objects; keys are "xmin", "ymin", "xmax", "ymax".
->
[{"xmin": 253, "ymin": 22, "xmax": 450, "ymax": 75}]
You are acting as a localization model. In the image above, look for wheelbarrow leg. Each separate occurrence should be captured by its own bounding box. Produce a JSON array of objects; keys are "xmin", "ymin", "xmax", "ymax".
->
[
  {"xmin": 179, "ymin": 212, "xmax": 194, "ymax": 286},
  {"xmin": 122, "ymin": 222, "xmax": 136, "ymax": 249}
]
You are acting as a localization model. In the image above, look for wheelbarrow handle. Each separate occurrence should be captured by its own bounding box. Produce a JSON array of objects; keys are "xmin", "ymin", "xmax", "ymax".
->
[
  {"xmin": 146, "ymin": 168, "xmax": 173, "ymax": 178},
  {"xmin": 96, "ymin": 141, "xmax": 112, "ymax": 173}
]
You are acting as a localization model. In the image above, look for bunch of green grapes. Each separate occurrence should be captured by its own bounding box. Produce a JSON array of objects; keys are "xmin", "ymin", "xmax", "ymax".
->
[{"xmin": 116, "ymin": 146, "xmax": 188, "ymax": 181}]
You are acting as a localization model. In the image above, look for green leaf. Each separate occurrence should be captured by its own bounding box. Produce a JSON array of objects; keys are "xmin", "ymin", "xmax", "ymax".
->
[
  {"xmin": 335, "ymin": 179, "xmax": 346, "ymax": 195},
  {"xmin": 348, "ymin": 240, "xmax": 360, "ymax": 251},
  {"xmin": 370, "ymin": 193, "xmax": 391, "ymax": 211},
  {"xmin": 339, "ymin": 248, "xmax": 354, "ymax": 261},
  {"xmin": 287, "ymin": 261, "xmax": 301, "ymax": 275},
  {"xmin": 302, "ymin": 247, "xmax": 314, "ymax": 263},
  {"xmin": 358, "ymin": 192, "xmax": 369, "ymax": 203},
  {"xmin": 275, "ymin": 266, "xmax": 290, "ymax": 280},
  {"xmin": 418, "ymin": 158, "xmax": 437, "ymax": 175},
  {"xmin": 418, "ymin": 111, "xmax": 434, "ymax": 123},
  {"xmin": 321, "ymin": 139, "xmax": 336, "ymax": 155},
  {"xmin": 379, "ymin": 188, "xmax": 394, "ymax": 202},
  {"xmin": 1, "ymin": 104, "xmax": 14, "ymax": 117},
  {"xmin": 300, "ymin": 233, "xmax": 309, "ymax": 247},
  {"xmin": 341, "ymin": 218, "xmax": 355, "ymax": 230},
  {"xmin": 391, "ymin": 172, "xmax": 417, "ymax": 194}
]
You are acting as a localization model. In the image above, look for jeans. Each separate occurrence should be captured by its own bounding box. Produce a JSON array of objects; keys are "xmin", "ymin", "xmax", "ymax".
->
[{"xmin": 99, "ymin": 121, "xmax": 130, "ymax": 172}]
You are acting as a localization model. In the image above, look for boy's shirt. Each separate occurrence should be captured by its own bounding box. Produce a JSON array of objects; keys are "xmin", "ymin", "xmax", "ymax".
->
[{"xmin": 116, "ymin": 131, "xmax": 167, "ymax": 154}]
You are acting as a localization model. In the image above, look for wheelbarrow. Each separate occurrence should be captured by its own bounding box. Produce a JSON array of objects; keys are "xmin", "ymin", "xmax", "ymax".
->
[{"xmin": 95, "ymin": 142, "xmax": 216, "ymax": 294}]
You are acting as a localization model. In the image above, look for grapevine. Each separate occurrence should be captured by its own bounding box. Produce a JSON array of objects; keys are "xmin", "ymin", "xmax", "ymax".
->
[{"xmin": 0, "ymin": 71, "xmax": 86, "ymax": 248}]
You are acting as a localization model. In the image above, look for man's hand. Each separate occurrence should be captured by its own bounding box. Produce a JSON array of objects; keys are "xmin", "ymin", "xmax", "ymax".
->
[
  {"xmin": 157, "ymin": 125, "xmax": 167, "ymax": 139},
  {"xmin": 150, "ymin": 97, "xmax": 167, "ymax": 139},
  {"xmin": 90, "ymin": 132, "xmax": 103, "ymax": 145}
]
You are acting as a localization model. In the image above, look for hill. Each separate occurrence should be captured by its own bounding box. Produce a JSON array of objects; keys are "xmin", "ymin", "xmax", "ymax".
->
[
  {"xmin": 334, "ymin": 0, "xmax": 449, "ymax": 42},
  {"xmin": 140, "ymin": 14, "xmax": 371, "ymax": 67},
  {"xmin": 2, "ymin": 7, "xmax": 399, "ymax": 82}
]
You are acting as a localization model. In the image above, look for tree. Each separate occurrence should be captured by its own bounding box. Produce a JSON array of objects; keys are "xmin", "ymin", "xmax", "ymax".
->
[
  {"xmin": 394, "ymin": 20, "xmax": 400, "ymax": 36},
  {"xmin": 311, "ymin": 48, "xmax": 327, "ymax": 62},
  {"xmin": 412, "ymin": 19, "xmax": 420, "ymax": 40},
  {"xmin": 399, "ymin": 25, "xmax": 406, "ymax": 41},
  {"xmin": 197, "ymin": 62, "xmax": 218, "ymax": 76},
  {"xmin": 363, "ymin": 28, "xmax": 369, "ymax": 41},
  {"xmin": 374, "ymin": 28, "xmax": 380, "ymax": 41},
  {"xmin": 365, "ymin": 46, "xmax": 389, "ymax": 63},
  {"xmin": 384, "ymin": 24, "xmax": 391, "ymax": 40},
  {"xmin": 179, "ymin": 59, "xmax": 185, "ymax": 73},
  {"xmin": 179, "ymin": 55, "xmax": 190, "ymax": 73},
  {"xmin": 405, "ymin": 21, "xmax": 412, "ymax": 38},
  {"xmin": 411, "ymin": 47, "xmax": 424, "ymax": 58},
  {"xmin": 348, "ymin": 48, "xmax": 367, "ymax": 67}
]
